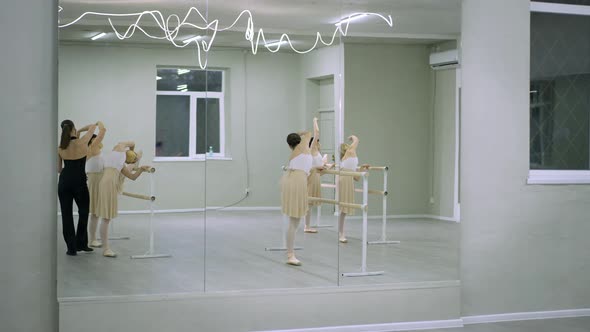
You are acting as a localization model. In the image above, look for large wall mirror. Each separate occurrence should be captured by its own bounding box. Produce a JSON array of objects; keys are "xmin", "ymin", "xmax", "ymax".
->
[{"xmin": 57, "ymin": 0, "xmax": 461, "ymax": 299}]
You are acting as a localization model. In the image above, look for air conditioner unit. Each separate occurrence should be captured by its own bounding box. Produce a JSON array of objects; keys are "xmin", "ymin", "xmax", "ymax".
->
[{"xmin": 429, "ymin": 49, "xmax": 459, "ymax": 70}]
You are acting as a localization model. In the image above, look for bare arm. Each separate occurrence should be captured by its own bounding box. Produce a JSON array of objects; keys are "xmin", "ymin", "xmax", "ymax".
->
[
  {"xmin": 120, "ymin": 165, "xmax": 148, "ymax": 181},
  {"xmin": 348, "ymin": 135, "xmax": 359, "ymax": 151},
  {"xmin": 299, "ymin": 131, "xmax": 312, "ymax": 148},
  {"xmin": 57, "ymin": 150, "xmax": 63, "ymax": 173},
  {"xmin": 90, "ymin": 122, "xmax": 107, "ymax": 148},
  {"xmin": 76, "ymin": 124, "xmax": 92, "ymax": 138},
  {"xmin": 313, "ymin": 117, "xmax": 320, "ymax": 143},
  {"xmin": 79, "ymin": 124, "xmax": 97, "ymax": 145},
  {"xmin": 115, "ymin": 141, "xmax": 135, "ymax": 152}
]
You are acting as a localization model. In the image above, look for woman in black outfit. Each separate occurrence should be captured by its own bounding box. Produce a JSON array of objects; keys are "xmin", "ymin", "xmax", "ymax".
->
[{"xmin": 58, "ymin": 119, "xmax": 100, "ymax": 255}]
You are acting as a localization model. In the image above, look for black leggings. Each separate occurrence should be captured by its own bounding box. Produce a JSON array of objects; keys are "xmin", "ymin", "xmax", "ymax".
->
[{"xmin": 58, "ymin": 179, "xmax": 89, "ymax": 252}]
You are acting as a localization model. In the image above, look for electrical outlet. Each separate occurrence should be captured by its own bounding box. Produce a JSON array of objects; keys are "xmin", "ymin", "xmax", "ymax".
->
[{"xmin": 245, "ymin": 188, "xmax": 250, "ymax": 195}]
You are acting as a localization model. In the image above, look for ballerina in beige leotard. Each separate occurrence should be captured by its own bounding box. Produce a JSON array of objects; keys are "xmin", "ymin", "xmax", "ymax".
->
[
  {"xmin": 338, "ymin": 135, "xmax": 370, "ymax": 243},
  {"xmin": 304, "ymin": 117, "xmax": 327, "ymax": 233},
  {"xmin": 280, "ymin": 131, "xmax": 313, "ymax": 266}
]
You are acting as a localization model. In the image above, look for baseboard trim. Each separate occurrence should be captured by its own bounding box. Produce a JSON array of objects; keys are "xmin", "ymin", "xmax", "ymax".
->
[
  {"xmin": 255, "ymin": 319, "xmax": 464, "ymax": 332},
  {"xmin": 257, "ymin": 308, "xmax": 590, "ymax": 332},
  {"xmin": 462, "ymin": 308, "xmax": 590, "ymax": 325}
]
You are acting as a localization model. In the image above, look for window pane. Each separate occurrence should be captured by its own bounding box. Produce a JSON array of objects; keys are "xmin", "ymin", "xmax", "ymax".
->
[
  {"xmin": 157, "ymin": 68, "xmax": 222, "ymax": 92},
  {"xmin": 196, "ymin": 98, "xmax": 220, "ymax": 154},
  {"xmin": 530, "ymin": 12, "xmax": 590, "ymax": 170},
  {"xmin": 206, "ymin": 70, "xmax": 222, "ymax": 92},
  {"xmin": 156, "ymin": 95, "xmax": 190, "ymax": 157}
]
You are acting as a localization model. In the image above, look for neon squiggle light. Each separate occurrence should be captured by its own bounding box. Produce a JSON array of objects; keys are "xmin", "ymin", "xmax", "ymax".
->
[{"xmin": 58, "ymin": 7, "xmax": 393, "ymax": 69}]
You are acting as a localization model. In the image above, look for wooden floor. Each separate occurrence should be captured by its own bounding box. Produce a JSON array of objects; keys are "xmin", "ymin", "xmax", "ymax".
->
[{"xmin": 57, "ymin": 210, "xmax": 459, "ymax": 298}]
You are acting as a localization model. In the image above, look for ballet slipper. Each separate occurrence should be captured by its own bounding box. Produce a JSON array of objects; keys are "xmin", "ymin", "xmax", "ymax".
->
[
  {"xmin": 103, "ymin": 249, "xmax": 117, "ymax": 258},
  {"xmin": 304, "ymin": 228, "xmax": 318, "ymax": 233},
  {"xmin": 339, "ymin": 237, "xmax": 348, "ymax": 243},
  {"xmin": 89, "ymin": 240, "xmax": 102, "ymax": 248},
  {"xmin": 286, "ymin": 254, "xmax": 301, "ymax": 266}
]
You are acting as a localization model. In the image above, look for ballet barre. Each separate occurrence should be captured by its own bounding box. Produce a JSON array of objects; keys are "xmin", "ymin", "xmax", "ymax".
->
[
  {"xmin": 311, "ymin": 170, "xmax": 384, "ymax": 277},
  {"xmin": 320, "ymin": 183, "xmax": 386, "ymax": 196},
  {"xmin": 133, "ymin": 167, "xmax": 156, "ymax": 173},
  {"xmin": 307, "ymin": 197, "xmax": 366, "ymax": 211},
  {"xmin": 129, "ymin": 166, "xmax": 171, "ymax": 260},
  {"xmin": 122, "ymin": 191, "xmax": 156, "ymax": 201},
  {"xmin": 362, "ymin": 166, "xmax": 400, "ymax": 246}
]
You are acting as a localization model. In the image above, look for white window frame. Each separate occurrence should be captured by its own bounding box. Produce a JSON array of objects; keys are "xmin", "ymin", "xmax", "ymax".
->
[
  {"xmin": 527, "ymin": 2, "xmax": 590, "ymax": 185},
  {"xmin": 154, "ymin": 70, "xmax": 226, "ymax": 162}
]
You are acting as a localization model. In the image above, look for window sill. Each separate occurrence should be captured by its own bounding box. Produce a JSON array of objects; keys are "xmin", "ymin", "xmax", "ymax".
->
[
  {"xmin": 153, "ymin": 156, "xmax": 233, "ymax": 163},
  {"xmin": 527, "ymin": 170, "xmax": 590, "ymax": 184}
]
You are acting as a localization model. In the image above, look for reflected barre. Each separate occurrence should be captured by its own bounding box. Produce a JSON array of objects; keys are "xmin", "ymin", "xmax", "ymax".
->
[
  {"xmin": 307, "ymin": 197, "xmax": 366, "ymax": 211},
  {"xmin": 319, "ymin": 168, "xmax": 368, "ymax": 178},
  {"xmin": 320, "ymin": 184, "xmax": 386, "ymax": 196},
  {"xmin": 133, "ymin": 167, "xmax": 156, "ymax": 173},
  {"xmin": 122, "ymin": 191, "xmax": 156, "ymax": 202}
]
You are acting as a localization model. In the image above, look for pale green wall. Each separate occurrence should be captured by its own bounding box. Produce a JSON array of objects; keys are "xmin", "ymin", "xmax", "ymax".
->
[
  {"xmin": 1, "ymin": 1, "xmax": 58, "ymax": 331},
  {"xmin": 429, "ymin": 69, "xmax": 457, "ymax": 218},
  {"xmin": 344, "ymin": 43, "xmax": 434, "ymax": 215},
  {"xmin": 461, "ymin": 0, "xmax": 590, "ymax": 315},
  {"xmin": 59, "ymin": 45, "xmax": 302, "ymax": 210}
]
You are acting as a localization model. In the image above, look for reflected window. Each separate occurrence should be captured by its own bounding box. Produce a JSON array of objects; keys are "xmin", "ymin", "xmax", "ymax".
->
[
  {"xmin": 156, "ymin": 67, "xmax": 225, "ymax": 159},
  {"xmin": 530, "ymin": 12, "xmax": 590, "ymax": 170}
]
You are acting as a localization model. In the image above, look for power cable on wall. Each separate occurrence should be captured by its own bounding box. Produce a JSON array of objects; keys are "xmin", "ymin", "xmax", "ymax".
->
[{"xmin": 207, "ymin": 49, "xmax": 251, "ymax": 211}]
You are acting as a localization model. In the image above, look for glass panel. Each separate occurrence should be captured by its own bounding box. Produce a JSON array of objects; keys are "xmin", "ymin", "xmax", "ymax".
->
[
  {"xmin": 196, "ymin": 98, "xmax": 220, "ymax": 154},
  {"xmin": 157, "ymin": 68, "xmax": 222, "ymax": 92},
  {"xmin": 530, "ymin": 12, "xmax": 590, "ymax": 169},
  {"xmin": 156, "ymin": 95, "xmax": 190, "ymax": 157},
  {"xmin": 337, "ymin": 4, "xmax": 460, "ymax": 286},
  {"xmin": 203, "ymin": 0, "xmax": 345, "ymax": 291},
  {"xmin": 57, "ymin": 0, "xmax": 206, "ymax": 299}
]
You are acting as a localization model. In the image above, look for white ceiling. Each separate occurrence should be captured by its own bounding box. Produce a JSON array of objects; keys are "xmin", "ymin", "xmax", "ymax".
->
[{"xmin": 58, "ymin": 0, "xmax": 461, "ymax": 48}]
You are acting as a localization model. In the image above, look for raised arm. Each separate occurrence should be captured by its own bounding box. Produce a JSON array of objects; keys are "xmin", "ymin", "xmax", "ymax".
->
[
  {"xmin": 76, "ymin": 124, "xmax": 92, "ymax": 138},
  {"xmin": 114, "ymin": 141, "xmax": 135, "ymax": 152},
  {"xmin": 90, "ymin": 122, "xmax": 107, "ymax": 148},
  {"xmin": 79, "ymin": 124, "xmax": 97, "ymax": 145},
  {"xmin": 313, "ymin": 117, "xmax": 320, "ymax": 142},
  {"xmin": 298, "ymin": 131, "xmax": 312, "ymax": 153}
]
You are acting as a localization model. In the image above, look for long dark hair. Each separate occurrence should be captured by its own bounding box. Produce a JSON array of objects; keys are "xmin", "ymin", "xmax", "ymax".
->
[{"xmin": 59, "ymin": 120, "xmax": 75, "ymax": 150}]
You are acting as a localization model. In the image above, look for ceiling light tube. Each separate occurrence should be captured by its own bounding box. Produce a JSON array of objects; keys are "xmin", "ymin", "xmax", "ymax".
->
[
  {"xmin": 182, "ymin": 36, "xmax": 202, "ymax": 44},
  {"xmin": 91, "ymin": 32, "xmax": 106, "ymax": 40},
  {"xmin": 335, "ymin": 13, "xmax": 368, "ymax": 26},
  {"xmin": 265, "ymin": 40, "xmax": 287, "ymax": 47}
]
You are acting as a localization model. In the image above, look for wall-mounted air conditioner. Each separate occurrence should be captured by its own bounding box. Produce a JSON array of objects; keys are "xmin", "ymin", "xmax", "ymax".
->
[{"xmin": 429, "ymin": 49, "xmax": 459, "ymax": 70}]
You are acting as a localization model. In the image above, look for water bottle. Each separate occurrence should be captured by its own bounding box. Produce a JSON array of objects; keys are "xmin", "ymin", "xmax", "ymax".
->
[{"xmin": 208, "ymin": 146, "xmax": 214, "ymax": 157}]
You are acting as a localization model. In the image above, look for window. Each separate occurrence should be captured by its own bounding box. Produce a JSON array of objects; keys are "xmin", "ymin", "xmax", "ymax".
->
[
  {"xmin": 155, "ymin": 67, "xmax": 225, "ymax": 160},
  {"xmin": 528, "ymin": 3, "xmax": 590, "ymax": 184}
]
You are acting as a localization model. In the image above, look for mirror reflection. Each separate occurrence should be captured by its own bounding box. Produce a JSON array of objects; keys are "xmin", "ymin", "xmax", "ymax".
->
[{"xmin": 57, "ymin": 0, "xmax": 461, "ymax": 298}]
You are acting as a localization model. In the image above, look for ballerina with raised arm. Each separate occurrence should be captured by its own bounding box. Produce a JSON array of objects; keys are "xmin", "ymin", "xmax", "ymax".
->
[{"xmin": 280, "ymin": 131, "xmax": 313, "ymax": 266}]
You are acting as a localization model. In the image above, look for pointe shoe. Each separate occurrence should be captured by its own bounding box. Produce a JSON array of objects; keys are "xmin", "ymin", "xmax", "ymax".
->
[
  {"xmin": 286, "ymin": 255, "xmax": 301, "ymax": 266},
  {"xmin": 103, "ymin": 249, "xmax": 117, "ymax": 258},
  {"xmin": 89, "ymin": 240, "xmax": 102, "ymax": 248},
  {"xmin": 304, "ymin": 228, "xmax": 318, "ymax": 233},
  {"xmin": 339, "ymin": 237, "xmax": 348, "ymax": 243}
]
